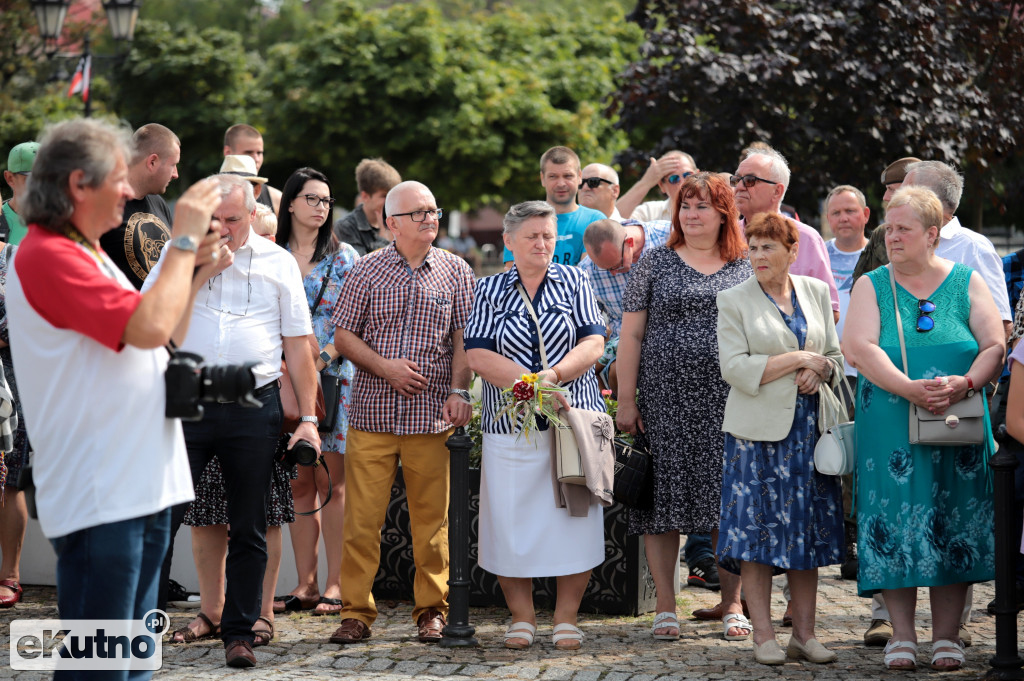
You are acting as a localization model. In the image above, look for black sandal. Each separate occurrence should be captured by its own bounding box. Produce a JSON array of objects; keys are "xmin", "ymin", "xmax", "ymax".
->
[
  {"xmin": 169, "ymin": 612, "xmax": 220, "ymax": 643},
  {"xmin": 252, "ymin": 616, "xmax": 274, "ymax": 647}
]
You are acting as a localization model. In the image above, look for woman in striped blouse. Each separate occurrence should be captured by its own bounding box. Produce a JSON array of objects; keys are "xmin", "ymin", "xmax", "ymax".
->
[{"xmin": 465, "ymin": 201, "xmax": 606, "ymax": 652}]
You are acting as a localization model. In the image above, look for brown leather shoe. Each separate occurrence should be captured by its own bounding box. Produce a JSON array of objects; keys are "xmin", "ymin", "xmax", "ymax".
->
[
  {"xmin": 224, "ymin": 640, "xmax": 256, "ymax": 668},
  {"xmin": 781, "ymin": 600, "xmax": 793, "ymax": 627},
  {"xmin": 329, "ymin": 618, "xmax": 371, "ymax": 644},
  {"xmin": 692, "ymin": 600, "xmax": 749, "ymax": 621},
  {"xmin": 417, "ymin": 608, "xmax": 446, "ymax": 643}
]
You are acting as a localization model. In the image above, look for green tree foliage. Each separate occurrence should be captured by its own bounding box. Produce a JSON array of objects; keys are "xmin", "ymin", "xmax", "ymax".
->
[
  {"xmin": 259, "ymin": 1, "xmax": 641, "ymax": 208},
  {"xmin": 111, "ymin": 20, "xmax": 258, "ymax": 186},
  {"xmin": 613, "ymin": 0, "xmax": 1024, "ymax": 227}
]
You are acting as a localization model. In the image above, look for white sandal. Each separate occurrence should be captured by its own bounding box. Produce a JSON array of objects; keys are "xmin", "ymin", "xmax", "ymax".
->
[
  {"xmin": 651, "ymin": 611, "xmax": 679, "ymax": 640},
  {"xmin": 552, "ymin": 622, "xmax": 584, "ymax": 650},
  {"xmin": 723, "ymin": 612, "xmax": 752, "ymax": 641},
  {"xmin": 503, "ymin": 621, "xmax": 536, "ymax": 650},
  {"xmin": 929, "ymin": 639, "xmax": 965, "ymax": 671},
  {"xmin": 883, "ymin": 639, "xmax": 918, "ymax": 670}
]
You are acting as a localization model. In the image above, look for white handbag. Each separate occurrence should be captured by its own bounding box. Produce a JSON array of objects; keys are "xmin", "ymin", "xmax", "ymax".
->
[{"xmin": 814, "ymin": 379, "xmax": 856, "ymax": 476}]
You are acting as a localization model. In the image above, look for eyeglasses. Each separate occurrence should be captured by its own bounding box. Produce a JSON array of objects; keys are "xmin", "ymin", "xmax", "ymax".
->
[
  {"xmin": 729, "ymin": 174, "xmax": 778, "ymax": 188},
  {"xmin": 663, "ymin": 172, "xmax": 694, "ymax": 185},
  {"xmin": 302, "ymin": 194, "xmax": 336, "ymax": 208},
  {"xmin": 579, "ymin": 177, "xmax": 614, "ymax": 189},
  {"xmin": 916, "ymin": 299, "xmax": 936, "ymax": 332},
  {"xmin": 391, "ymin": 208, "xmax": 443, "ymax": 222}
]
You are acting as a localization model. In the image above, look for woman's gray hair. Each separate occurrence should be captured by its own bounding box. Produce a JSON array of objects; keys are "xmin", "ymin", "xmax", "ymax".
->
[
  {"xmin": 22, "ymin": 118, "xmax": 134, "ymax": 231},
  {"xmin": 213, "ymin": 173, "xmax": 256, "ymax": 213},
  {"xmin": 503, "ymin": 200, "xmax": 555, "ymax": 236}
]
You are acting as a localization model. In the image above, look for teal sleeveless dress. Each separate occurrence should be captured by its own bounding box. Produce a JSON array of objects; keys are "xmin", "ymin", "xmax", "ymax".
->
[{"xmin": 855, "ymin": 264, "xmax": 994, "ymax": 597}]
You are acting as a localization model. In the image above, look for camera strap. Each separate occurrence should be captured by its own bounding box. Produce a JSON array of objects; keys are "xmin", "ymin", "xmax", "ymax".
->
[
  {"xmin": 295, "ymin": 455, "xmax": 332, "ymax": 516},
  {"xmin": 310, "ymin": 259, "xmax": 335, "ymax": 316}
]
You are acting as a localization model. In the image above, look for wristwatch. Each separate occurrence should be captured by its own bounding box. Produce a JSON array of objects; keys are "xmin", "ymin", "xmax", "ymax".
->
[
  {"xmin": 168, "ymin": 235, "xmax": 198, "ymax": 253},
  {"xmin": 449, "ymin": 389, "xmax": 471, "ymax": 402},
  {"xmin": 319, "ymin": 349, "xmax": 333, "ymax": 365},
  {"xmin": 299, "ymin": 415, "xmax": 319, "ymax": 426},
  {"xmin": 965, "ymin": 375, "xmax": 976, "ymax": 398}
]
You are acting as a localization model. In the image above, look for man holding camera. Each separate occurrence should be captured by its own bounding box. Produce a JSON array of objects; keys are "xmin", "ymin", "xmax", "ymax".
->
[
  {"xmin": 144, "ymin": 173, "xmax": 319, "ymax": 668},
  {"xmin": 6, "ymin": 118, "xmax": 225, "ymax": 681}
]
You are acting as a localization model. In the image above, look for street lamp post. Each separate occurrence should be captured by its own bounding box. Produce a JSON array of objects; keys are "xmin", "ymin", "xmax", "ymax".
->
[{"xmin": 31, "ymin": 0, "xmax": 141, "ymax": 117}]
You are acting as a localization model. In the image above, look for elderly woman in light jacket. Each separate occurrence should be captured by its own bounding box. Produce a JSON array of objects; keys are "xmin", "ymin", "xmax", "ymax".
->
[{"xmin": 716, "ymin": 212, "xmax": 845, "ymax": 666}]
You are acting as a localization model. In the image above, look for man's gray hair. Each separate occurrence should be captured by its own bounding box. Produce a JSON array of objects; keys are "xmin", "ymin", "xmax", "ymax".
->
[
  {"xmin": 22, "ymin": 118, "xmax": 133, "ymax": 231},
  {"xmin": 584, "ymin": 163, "xmax": 619, "ymax": 185},
  {"xmin": 904, "ymin": 160, "xmax": 962, "ymax": 215},
  {"xmin": 213, "ymin": 172, "xmax": 256, "ymax": 213},
  {"xmin": 503, "ymin": 200, "xmax": 555, "ymax": 236},
  {"xmin": 583, "ymin": 218, "xmax": 624, "ymax": 250},
  {"xmin": 384, "ymin": 180, "xmax": 431, "ymax": 218},
  {"xmin": 826, "ymin": 184, "xmax": 867, "ymax": 209},
  {"xmin": 746, "ymin": 145, "xmax": 791, "ymax": 202}
]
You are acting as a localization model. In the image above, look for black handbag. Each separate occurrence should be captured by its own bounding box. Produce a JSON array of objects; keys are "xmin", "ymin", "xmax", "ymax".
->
[
  {"xmin": 310, "ymin": 259, "xmax": 341, "ymax": 433},
  {"xmin": 612, "ymin": 430, "xmax": 652, "ymax": 507}
]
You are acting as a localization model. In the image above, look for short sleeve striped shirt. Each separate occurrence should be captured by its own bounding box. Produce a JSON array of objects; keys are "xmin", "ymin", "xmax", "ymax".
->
[
  {"xmin": 464, "ymin": 263, "xmax": 606, "ymax": 435},
  {"xmin": 330, "ymin": 243, "xmax": 475, "ymax": 435}
]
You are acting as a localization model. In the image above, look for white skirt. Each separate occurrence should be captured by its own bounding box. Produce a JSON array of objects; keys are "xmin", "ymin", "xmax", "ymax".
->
[{"xmin": 478, "ymin": 430, "xmax": 605, "ymax": 578}]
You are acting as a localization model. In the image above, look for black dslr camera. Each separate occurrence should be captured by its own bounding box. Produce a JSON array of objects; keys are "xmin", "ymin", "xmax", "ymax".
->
[
  {"xmin": 279, "ymin": 438, "xmax": 319, "ymax": 467},
  {"xmin": 165, "ymin": 350, "xmax": 263, "ymax": 420}
]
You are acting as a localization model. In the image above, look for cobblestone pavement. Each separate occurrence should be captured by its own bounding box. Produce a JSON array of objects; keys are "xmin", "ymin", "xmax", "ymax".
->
[{"xmin": 0, "ymin": 568, "xmax": 1006, "ymax": 680}]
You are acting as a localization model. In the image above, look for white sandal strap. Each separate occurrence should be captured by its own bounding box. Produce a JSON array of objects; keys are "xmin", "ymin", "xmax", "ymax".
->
[
  {"xmin": 503, "ymin": 621, "xmax": 536, "ymax": 643},
  {"xmin": 652, "ymin": 612, "xmax": 679, "ymax": 630},
  {"xmin": 552, "ymin": 623, "xmax": 583, "ymax": 643},
  {"xmin": 723, "ymin": 612, "xmax": 751, "ymax": 628},
  {"xmin": 884, "ymin": 639, "xmax": 919, "ymax": 664},
  {"xmin": 931, "ymin": 639, "xmax": 965, "ymax": 662}
]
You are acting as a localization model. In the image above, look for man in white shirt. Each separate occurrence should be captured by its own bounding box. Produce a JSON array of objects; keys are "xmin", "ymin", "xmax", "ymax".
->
[
  {"xmin": 145, "ymin": 174, "xmax": 319, "ymax": 668},
  {"xmin": 617, "ymin": 150, "xmax": 697, "ymax": 222},
  {"xmin": 578, "ymin": 163, "xmax": 623, "ymax": 220}
]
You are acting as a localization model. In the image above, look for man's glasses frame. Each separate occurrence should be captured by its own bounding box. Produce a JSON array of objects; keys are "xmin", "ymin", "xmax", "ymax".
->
[
  {"xmin": 579, "ymin": 177, "xmax": 614, "ymax": 190},
  {"xmin": 729, "ymin": 174, "xmax": 778, "ymax": 188},
  {"xmin": 663, "ymin": 171, "xmax": 694, "ymax": 185},
  {"xmin": 302, "ymin": 194, "xmax": 336, "ymax": 208},
  {"xmin": 391, "ymin": 208, "xmax": 444, "ymax": 222}
]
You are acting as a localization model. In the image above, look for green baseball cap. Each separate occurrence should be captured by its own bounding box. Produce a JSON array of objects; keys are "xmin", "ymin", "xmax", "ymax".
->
[{"xmin": 8, "ymin": 142, "xmax": 40, "ymax": 174}]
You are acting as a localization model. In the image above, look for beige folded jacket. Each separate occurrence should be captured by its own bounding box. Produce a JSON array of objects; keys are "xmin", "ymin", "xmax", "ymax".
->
[{"xmin": 549, "ymin": 407, "xmax": 616, "ymax": 517}]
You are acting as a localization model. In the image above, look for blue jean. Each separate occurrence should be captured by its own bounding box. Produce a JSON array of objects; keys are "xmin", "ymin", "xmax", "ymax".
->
[
  {"xmin": 683, "ymin": 533, "xmax": 714, "ymax": 565},
  {"xmin": 50, "ymin": 508, "xmax": 171, "ymax": 681}
]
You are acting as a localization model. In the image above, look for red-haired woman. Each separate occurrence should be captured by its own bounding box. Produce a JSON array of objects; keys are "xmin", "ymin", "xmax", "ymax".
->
[{"xmin": 617, "ymin": 172, "xmax": 751, "ymax": 642}]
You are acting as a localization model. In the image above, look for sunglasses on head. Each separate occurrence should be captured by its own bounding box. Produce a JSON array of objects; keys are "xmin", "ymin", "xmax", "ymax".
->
[
  {"xmin": 916, "ymin": 299, "xmax": 936, "ymax": 332},
  {"xmin": 729, "ymin": 174, "xmax": 779, "ymax": 188},
  {"xmin": 579, "ymin": 177, "xmax": 614, "ymax": 189},
  {"xmin": 663, "ymin": 171, "xmax": 694, "ymax": 185}
]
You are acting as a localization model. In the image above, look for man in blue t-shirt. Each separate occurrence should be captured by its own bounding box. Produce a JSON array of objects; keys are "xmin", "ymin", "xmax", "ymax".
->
[{"xmin": 503, "ymin": 146, "xmax": 605, "ymax": 267}]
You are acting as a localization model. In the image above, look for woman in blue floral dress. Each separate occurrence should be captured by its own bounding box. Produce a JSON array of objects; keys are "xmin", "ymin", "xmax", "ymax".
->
[
  {"xmin": 716, "ymin": 213, "xmax": 845, "ymax": 666},
  {"xmin": 844, "ymin": 187, "xmax": 1003, "ymax": 672},
  {"xmin": 274, "ymin": 167, "xmax": 358, "ymax": 615}
]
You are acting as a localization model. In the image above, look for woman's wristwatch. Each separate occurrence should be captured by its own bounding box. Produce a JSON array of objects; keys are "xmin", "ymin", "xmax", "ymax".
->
[
  {"xmin": 319, "ymin": 348, "xmax": 333, "ymax": 365},
  {"xmin": 965, "ymin": 375, "xmax": 976, "ymax": 398}
]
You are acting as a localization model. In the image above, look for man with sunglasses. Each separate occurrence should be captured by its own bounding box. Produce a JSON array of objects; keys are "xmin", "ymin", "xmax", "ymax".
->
[
  {"xmin": 732, "ymin": 147, "xmax": 840, "ymax": 323},
  {"xmin": 617, "ymin": 150, "xmax": 697, "ymax": 223},
  {"xmin": 579, "ymin": 163, "xmax": 623, "ymax": 220}
]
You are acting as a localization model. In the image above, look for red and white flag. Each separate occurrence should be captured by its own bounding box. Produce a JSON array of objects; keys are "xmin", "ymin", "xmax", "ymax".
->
[{"xmin": 67, "ymin": 55, "xmax": 91, "ymax": 102}]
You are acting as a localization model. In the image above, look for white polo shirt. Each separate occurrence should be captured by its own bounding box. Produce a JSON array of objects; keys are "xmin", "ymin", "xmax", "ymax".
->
[
  {"xmin": 144, "ymin": 226, "xmax": 313, "ymax": 387},
  {"xmin": 7, "ymin": 226, "xmax": 193, "ymax": 538}
]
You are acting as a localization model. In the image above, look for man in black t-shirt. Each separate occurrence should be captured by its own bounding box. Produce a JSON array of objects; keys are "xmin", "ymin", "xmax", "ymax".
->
[{"xmin": 100, "ymin": 123, "xmax": 180, "ymax": 289}]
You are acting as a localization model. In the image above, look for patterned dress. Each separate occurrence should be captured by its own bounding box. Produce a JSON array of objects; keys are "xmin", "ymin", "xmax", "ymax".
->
[
  {"xmin": 717, "ymin": 290, "xmax": 844, "ymax": 573},
  {"xmin": 855, "ymin": 264, "xmax": 994, "ymax": 596},
  {"xmin": 0, "ymin": 244, "xmax": 29, "ymax": 490},
  {"xmin": 622, "ymin": 247, "xmax": 751, "ymax": 535}
]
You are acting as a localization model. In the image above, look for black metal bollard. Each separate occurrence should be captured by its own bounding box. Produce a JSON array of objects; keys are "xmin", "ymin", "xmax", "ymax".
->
[
  {"xmin": 439, "ymin": 426, "xmax": 479, "ymax": 647},
  {"xmin": 986, "ymin": 426, "xmax": 1024, "ymax": 680}
]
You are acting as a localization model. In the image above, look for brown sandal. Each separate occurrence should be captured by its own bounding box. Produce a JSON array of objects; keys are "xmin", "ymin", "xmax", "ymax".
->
[
  {"xmin": 329, "ymin": 618, "xmax": 371, "ymax": 644},
  {"xmin": 252, "ymin": 616, "xmax": 274, "ymax": 647},
  {"xmin": 169, "ymin": 612, "xmax": 220, "ymax": 643}
]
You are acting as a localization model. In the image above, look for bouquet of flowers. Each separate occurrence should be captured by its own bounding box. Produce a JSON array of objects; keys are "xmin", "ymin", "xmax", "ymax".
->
[{"xmin": 497, "ymin": 372, "xmax": 569, "ymax": 442}]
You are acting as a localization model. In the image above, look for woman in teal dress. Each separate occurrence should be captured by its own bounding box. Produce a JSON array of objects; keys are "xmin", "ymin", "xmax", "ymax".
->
[
  {"xmin": 845, "ymin": 186, "xmax": 1004, "ymax": 672},
  {"xmin": 274, "ymin": 167, "xmax": 358, "ymax": 615}
]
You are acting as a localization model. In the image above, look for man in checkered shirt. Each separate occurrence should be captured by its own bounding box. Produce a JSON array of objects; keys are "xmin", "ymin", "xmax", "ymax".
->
[{"xmin": 329, "ymin": 180, "xmax": 475, "ymax": 646}]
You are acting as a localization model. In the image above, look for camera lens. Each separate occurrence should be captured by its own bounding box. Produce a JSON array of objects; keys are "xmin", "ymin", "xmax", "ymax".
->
[
  {"xmin": 202, "ymin": 362, "xmax": 258, "ymax": 403},
  {"xmin": 290, "ymin": 440, "xmax": 319, "ymax": 466}
]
